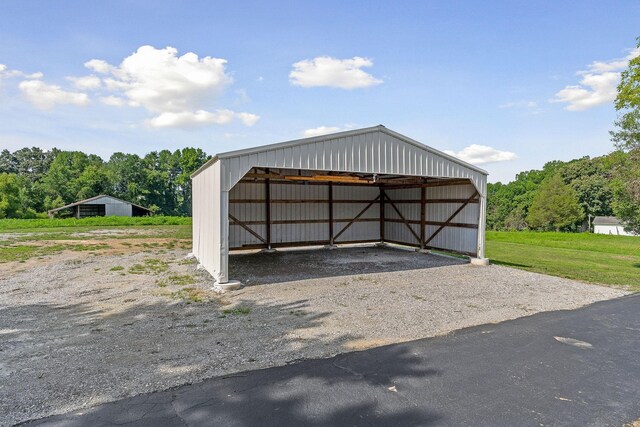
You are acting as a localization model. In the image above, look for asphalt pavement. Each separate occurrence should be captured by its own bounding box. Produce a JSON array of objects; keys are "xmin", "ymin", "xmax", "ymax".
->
[{"xmin": 22, "ymin": 294, "xmax": 640, "ymax": 426}]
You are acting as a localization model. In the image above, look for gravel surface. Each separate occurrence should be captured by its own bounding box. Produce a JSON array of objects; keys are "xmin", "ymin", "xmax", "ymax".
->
[{"xmin": 0, "ymin": 243, "xmax": 628, "ymax": 426}]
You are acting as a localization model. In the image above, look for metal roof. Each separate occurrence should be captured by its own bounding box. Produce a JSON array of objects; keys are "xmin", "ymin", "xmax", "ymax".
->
[
  {"xmin": 593, "ymin": 216, "xmax": 623, "ymax": 226},
  {"xmin": 191, "ymin": 125, "xmax": 489, "ymax": 197},
  {"xmin": 192, "ymin": 125, "xmax": 489, "ymax": 179},
  {"xmin": 47, "ymin": 195, "xmax": 152, "ymax": 214}
]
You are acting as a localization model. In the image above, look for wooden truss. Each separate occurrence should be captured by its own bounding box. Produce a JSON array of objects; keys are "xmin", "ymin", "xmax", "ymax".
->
[{"xmin": 228, "ymin": 168, "xmax": 480, "ymax": 256}]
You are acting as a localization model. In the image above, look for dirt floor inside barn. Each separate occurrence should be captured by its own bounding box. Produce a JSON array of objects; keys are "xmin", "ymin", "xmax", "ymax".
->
[{"xmin": 0, "ymin": 226, "xmax": 629, "ymax": 425}]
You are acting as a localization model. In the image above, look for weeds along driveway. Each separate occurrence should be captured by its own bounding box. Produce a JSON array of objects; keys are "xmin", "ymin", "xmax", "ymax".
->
[{"xmin": 0, "ymin": 234, "xmax": 629, "ymax": 426}]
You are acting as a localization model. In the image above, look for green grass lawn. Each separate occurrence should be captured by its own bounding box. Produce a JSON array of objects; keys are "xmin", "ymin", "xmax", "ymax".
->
[
  {"xmin": 486, "ymin": 231, "xmax": 640, "ymax": 290},
  {"xmin": 0, "ymin": 215, "xmax": 191, "ymax": 230}
]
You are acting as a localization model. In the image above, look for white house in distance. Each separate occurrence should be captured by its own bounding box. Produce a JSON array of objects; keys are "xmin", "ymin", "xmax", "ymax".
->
[
  {"xmin": 48, "ymin": 195, "xmax": 152, "ymax": 219},
  {"xmin": 593, "ymin": 216, "xmax": 637, "ymax": 236}
]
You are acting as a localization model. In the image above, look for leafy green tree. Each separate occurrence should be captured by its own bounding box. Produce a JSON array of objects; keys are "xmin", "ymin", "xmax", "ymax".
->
[
  {"xmin": 527, "ymin": 174, "xmax": 584, "ymax": 231},
  {"xmin": 106, "ymin": 152, "xmax": 147, "ymax": 203},
  {"xmin": 560, "ymin": 156, "xmax": 614, "ymax": 228},
  {"xmin": 42, "ymin": 151, "xmax": 104, "ymax": 207},
  {"xmin": 0, "ymin": 173, "xmax": 26, "ymax": 218},
  {"xmin": 611, "ymin": 37, "xmax": 640, "ymax": 151},
  {"xmin": 609, "ymin": 36, "xmax": 640, "ymax": 232},
  {"xmin": 611, "ymin": 149, "xmax": 640, "ymax": 232}
]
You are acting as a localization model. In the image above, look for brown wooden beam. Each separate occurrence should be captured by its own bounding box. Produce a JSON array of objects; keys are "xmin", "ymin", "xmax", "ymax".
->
[
  {"xmin": 383, "ymin": 179, "xmax": 473, "ymax": 190},
  {"xmin": 230, "ymin": 238, "xmax": 381, "ymax": 251},
  {"xmin": 229, "ymin": 198, "xmax": 479, "ymax": 204},
  {"xmin": 228, "ymin": 217, "xmax": 476, "ymax": 228},
  {"xmin": 425, "ymin": 191, "xmax": 479, "ymax": 245},
  {"xmin": 420, "ymin": 186, "xmax": 426, "ymax": 249},
  {"xmin": 379, "ymin": 187, "xmax": 385, "ymax": 242},
  {"xmin": 328, "ymin": 182, "xmax": 334, "ymax": 245},
  {"xmin": 265, "ymin": 168, "xmax": 272, "ymax": 249},
  {"xmin": 284, "ymin": 174, "xmax": 371, "ymax": 184},
  {"xmin": 229, "ymin": 214, "xmax": 266, "ymax": 244}
]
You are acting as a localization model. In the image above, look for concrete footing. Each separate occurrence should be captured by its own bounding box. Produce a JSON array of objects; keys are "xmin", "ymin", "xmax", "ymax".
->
[
  {"xmin": 324, "ymin": 244, "xmax": 338, "ymax": 250},
  {"xmin": 213, "ymin": 280, "xmax": 243, "ymax": 293},
  {"xmin": 375, "ymin": 242, "xmax": 386, "ymax": 247},
  {"xmin": 416, "ymin": 248, "xmax": 430, "ymax": 254},
  {"xmin": 261, "ymin": 248, "xmax": 277, "ymax": 254},
  {"xmin": 470, "ymin": 257, "xmax": 490, "ymax": 266}
]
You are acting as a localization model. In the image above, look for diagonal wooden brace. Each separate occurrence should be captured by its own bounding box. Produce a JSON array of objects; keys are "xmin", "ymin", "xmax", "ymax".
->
[
  {"xmin": 229, "ymin": 213, "xmax": 267, "ymax": 244},
  {"xmin": 425, "ymin": 191, "xmax": 479, "ymax": 245},
  {"xmin": 333, "ymin": 195, "xmax": 381, "ymax": 242}
]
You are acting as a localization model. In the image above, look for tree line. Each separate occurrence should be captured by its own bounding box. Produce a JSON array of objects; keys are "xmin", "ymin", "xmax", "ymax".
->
[
  {"xmin": 487, "ymin": 151, "xmax": 627, "ymax": 231},
  {"xmin": 0, "ymin": 147, "xmax": 209, "ymax": 218},
  {"xmin": 2, "ymin": 37, "xmax": 639, "ymax": 231},
  {"xmin": 489, "ymin": 36, "xmax": 640, "ymax": 234}
]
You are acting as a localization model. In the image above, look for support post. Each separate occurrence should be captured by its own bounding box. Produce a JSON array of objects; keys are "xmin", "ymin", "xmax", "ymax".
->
[
  {"xmin": 379, "ymin": 186, "xmax": 385, "ymax": 243},
  {"xmin": 476, "ymin": 191, "xmax": 487, "ymax": 260},
  {"xmin": 328, "ymin": 182, "xmax": 334, "ymax": 245},
  {"xmin": 420, "ymin": 186, "xmax": 426, "ymax": 250},
  {"xmin": 265, "ymin": 168, "xmax": 272, "ymax": 250}
]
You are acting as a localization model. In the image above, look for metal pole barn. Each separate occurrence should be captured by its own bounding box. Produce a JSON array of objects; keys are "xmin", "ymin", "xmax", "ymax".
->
[{"xmin": 191, "ymin": 126, "xmax": 489, "ymax": 285}]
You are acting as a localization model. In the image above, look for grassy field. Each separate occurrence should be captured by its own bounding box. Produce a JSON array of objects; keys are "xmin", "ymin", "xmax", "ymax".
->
[
  {"xmin": 486, "ymin": 231, "xmax": 640, "ymax": 290},
  {"xmin": 0, "ymin": 215, "xmax": 191, "ymax": 230},
  {"xmin": 0, "ymin": 221, "xmax": 191, "ymax": 263},
  {"xmin": 1, "ymin": 219, "xmax": 638, "ymax": 290}
]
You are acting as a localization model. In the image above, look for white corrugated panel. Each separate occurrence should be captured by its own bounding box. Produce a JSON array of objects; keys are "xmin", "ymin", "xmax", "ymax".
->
[
  {"xmin": 209, "ymin": 127, "xmax": 487, "ymax": 196},
  {"xmin": 84, "ymin": 196, "xmax": 133, "ymax": 217}
]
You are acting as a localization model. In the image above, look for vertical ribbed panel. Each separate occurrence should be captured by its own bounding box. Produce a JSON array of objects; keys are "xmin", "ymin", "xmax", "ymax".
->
[
  {"xmin": 192, "ymin": 161, "xmax": 224, "ymax": 281},
  {"xmin": 384, "ymin": 188, "xmax": 421, "ymax": 246},
  {"xmin": 218, "ymin": 129, "xmax": 487, "ymax": 196},
  {"xmin": 333, "ymin": 185, "xmax": 380, "ymax": 242}
]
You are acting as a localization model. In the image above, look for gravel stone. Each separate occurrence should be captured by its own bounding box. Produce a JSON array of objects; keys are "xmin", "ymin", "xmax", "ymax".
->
[{"xmin": 0, "ymin": 244, "xmax": 628, "ymax": 426}]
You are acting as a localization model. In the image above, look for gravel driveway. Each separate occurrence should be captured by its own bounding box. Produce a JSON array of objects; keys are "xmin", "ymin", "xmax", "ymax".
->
[{"xmin": 0, "ymin": 242, "xmax": 628, "ymax": 426}]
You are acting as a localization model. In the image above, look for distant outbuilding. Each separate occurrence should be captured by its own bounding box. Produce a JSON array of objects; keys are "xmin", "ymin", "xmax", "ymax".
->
[
  {"xmin": 48, "ymin": 195, "xmax": 152, "ymax": 219},
  {"xmin": 593, "ymin": 216, "xmax": 636, "ymax": 236}
]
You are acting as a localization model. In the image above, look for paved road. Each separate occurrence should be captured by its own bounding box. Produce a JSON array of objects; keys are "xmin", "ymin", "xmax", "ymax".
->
[{"xmin": 24, "ymin": 294, "xmax": 640, "ymax": 426}]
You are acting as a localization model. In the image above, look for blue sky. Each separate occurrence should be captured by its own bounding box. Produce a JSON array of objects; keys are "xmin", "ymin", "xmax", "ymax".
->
[{"xmin": 1, "ymin": 1, "xmax": 638, "ymax": 182}]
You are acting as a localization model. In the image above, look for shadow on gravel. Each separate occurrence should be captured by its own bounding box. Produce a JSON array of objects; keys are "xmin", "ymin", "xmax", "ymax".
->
[
  {"xmin": 229, "ymin": 245, "xmax": 466, "ymax": 286},
  {"xmin": 24, "ymin": 342, "xmax": 442, "ymax": 426},
  {"xmin": 2, "ymin": 293, "xmax": 378, "ymax": 425}
]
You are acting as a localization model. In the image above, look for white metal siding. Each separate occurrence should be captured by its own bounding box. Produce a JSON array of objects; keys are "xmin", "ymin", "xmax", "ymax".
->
[
  {"xmin": 217, "ymin": 129, "xmax": 487, "ymax": 196},
  {"xmin": 84, "ymin": 196, "xmax": 133, "ymax": 217},
  {"xmin": 594, "ymin": 225, "xmax": 637, "ymax": 236},
  {"xmin": 192, "ymin": 162, "xmax": 226, "ymax": 282}
]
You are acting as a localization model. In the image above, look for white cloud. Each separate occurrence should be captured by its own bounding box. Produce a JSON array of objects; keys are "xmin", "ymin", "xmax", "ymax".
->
[
  {"xmin": 551, "ymin": 47, "xmax": 640, "ymax": 111},
  {"xmin": 236, "ymin": 112, "xmax": 260, "ymax": 126},
  {"xmin": 290, "ymin": 56, "xmax": 383, "ymax": 89},
  {"xmin": 444, "ymin": 145, "xmax": 517, "ymax": 165},
  {"xmin": 99, "ymin": 95, "xmax": 126, "ymax": 106},
  {"xmin": 84, "ymin": 59, "xmax": 112, "ymax": 74},
  {"xmin": 499, "ymin": 100, "xmax": 538, "ymax": 109},
  {"xmin": 302, "ymin": 126, "xmax": 342, "ymax": 137},
  {"xmin": 147, "ymin": 109, "xmax": 259, "ymax": 128},
  {"xmin": 68, "ymin": 75, "xmax": 101, "ymax": 90},
  {"xmin": 0, "ymin": 64, "xmax": 43, "ymax": 80},
  {"xmin": 18, "ymin": 79, "xmax": 89, "ymax": 110},
  {"xmin": 84, "ymin": 45, "xmax": 258, "ymax": 128}
]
